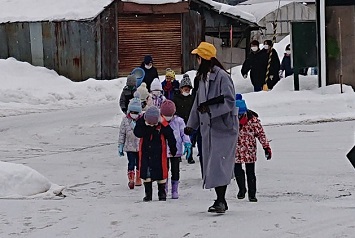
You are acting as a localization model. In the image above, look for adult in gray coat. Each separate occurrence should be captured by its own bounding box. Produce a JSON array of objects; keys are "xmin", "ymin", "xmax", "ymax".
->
[{"xmin": 184, "ymin": 42, "xmax": 239, "ymax": 213}]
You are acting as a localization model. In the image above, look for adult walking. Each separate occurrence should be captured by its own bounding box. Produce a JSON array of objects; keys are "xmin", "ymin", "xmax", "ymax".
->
[
  {"xmin": 184, "ymin": 42, "xmax": 239, "ymax": 213},
  {"xmin": 262, "ymin": 40, "xmax": 280, "ymax": 90},
  {"xmin": 241, "ymin": 40, "xmax": 268, "ymax": 92},
  {"xmin": 139, "ymin": 55, "xmax": 159, "ymax": 92}
]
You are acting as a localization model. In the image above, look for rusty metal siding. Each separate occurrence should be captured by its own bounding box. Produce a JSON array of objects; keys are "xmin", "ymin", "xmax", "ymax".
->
[
  {"xmin": 42, "ymin": 22, "xmax": 56, "ymax": 70},
  {"xmin": 0, "ymin": 24, "xmax": 9, "ymax": 59},
  {"xmin": 100, "ymin": 4, "xmax": 118, "ymax": 79},
  {"xmin": 79, "ymin": 21, "xmax": 97, "ymax": 80},
  {"xmin": 29, "ymin": 23, "xmax": 44, "ymax": 66},
  {"xmin": 182, "ymin": 11, "xmax": 203, "ymax": 73},
  {"xmin": 118, "ymin": 14, "xmax": 182, "ymax": 76},
  {"xmin": 6, "ymin": 23, "xmax": 32, "ymax": 63}
]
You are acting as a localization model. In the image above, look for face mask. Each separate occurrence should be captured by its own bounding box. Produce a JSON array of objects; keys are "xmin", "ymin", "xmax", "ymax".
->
[
  {"xmin": 264, "ymin": 45, "xmax": 269, "ymax": 50},
  {"xmin": 130, "ymin": 113, "xmax": 139, "ymax": 119},
  {"xmin": 145, "ymin": 64, "xmax": 152, "ymax": 70},
  {"xmin": 251, "ymin": 46, "xmax": 258, "ymax": 52},
  {"xmin": 145, "ymin": 121, "xmax": 157, "ymax": 127},
  {"xmin": 152, "ymin": 91, "xmax": 161, "ymax": 96},
  {"xmin": 163, "ymin": 116, "xmax": 173, "ymax": 121},
  {"xmin": 286, "ymin": 50, "xmax": 291, "ymax": 55},
  {"xmin": 182, "ymin": 92, "xmax": 190, "ymax": 97}
]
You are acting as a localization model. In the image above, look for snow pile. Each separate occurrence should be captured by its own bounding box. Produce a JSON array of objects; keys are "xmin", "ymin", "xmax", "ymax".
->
[{"xmin": 0, "ymin": 161, "xmax": 65, "ymax": 198}]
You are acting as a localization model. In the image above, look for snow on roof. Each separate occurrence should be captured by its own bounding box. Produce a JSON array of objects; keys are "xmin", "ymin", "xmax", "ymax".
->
[
  {"xmin": 0, "ymin": 0, "xmax": 185, "ymax": 23},
  {"xmin": 198, "ymin": 0, "xmax": 294, "ymax": 24}
]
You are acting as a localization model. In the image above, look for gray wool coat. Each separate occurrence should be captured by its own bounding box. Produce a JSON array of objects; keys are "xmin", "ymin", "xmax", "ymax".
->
[{"xmin": 187, "ymin": 66, "xmax": 239, "ymax": 189}]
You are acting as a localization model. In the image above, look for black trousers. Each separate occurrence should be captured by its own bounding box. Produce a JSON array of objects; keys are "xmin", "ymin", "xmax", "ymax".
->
[
  {"xmin": 167, "ymin": 157, "xmax": 180, "ymax": 181},
  {"xmin": 234, "ymin": 163, "xmax": 256, "ymax": 182}
]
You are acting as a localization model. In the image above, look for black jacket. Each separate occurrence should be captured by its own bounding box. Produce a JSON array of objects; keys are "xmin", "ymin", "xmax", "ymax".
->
[
  {"xmin": 173, "ymin": 93, "xmax": 194, "ymax": 124},
  {"xmin": 280, "ymin": 54, "xmax": 293, "ymax": 77},
  {"xmin": 119, "ymin": 86, "xmax": 136, "ymax": 114},
  {"xmin": 134, "ymin": 117, "xmax": 177, "ymax": 180},
  {"xmin": 241, "ymin": 50, "xmax": 268, "ymax": 88},
  {"xmin": 140, "ymin": 63, "xmax": 159, "ymax": 92}
]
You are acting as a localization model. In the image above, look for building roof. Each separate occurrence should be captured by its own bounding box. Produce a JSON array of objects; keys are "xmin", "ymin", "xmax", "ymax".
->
[{"xmin": 0, "ymin": 0, "xmax": 186, "ymax": 23}]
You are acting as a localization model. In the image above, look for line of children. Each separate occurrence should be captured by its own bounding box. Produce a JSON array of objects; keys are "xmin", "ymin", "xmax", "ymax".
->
[
  {"xmin": 118, "ymin": 92, "xmax": 143, "ymax": 189},
  {"xmin": 160, "ymin": 100, "xmax": 191, "ymax": 199},
  {"xmin": 119, "ymin": 75, "xmax": 137, "ymax": 114},
  {"xmin": 235, "ymin": 94, "xmax": 272, "ymax": 202},
  {"xmin": 133, "ymin": 106, "xmax": 177, "ymax": 201}
]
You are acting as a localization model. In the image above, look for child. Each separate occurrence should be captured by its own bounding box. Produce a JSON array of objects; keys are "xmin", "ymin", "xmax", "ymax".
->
[
  {"xmin": 235, "ymin": 94, "xmax": 272, "ymax": 202},
  {"xmin": 162, "ymin": 69, "xmax": 180, "ymax": 100},
  {"xmin": 136, "ymin": 82, "xmax": 152, "ymax": 111},
  {"xmin": 160, "ymin": 100, "xmax": 191, "ymax": 199},
  {"xmin": 173, "ymin": 73, "xmax": 195, "ymax": 164},
  {"xmin": 119, "ymin": 74, "xmax": 137, "ymax": 114},
  {"xmin": 133, "ymin": 106, "xmax": 177, "ymax": 201},
  {"xmin": 118, "ymin": 93, "xmax": 143, "ymax": 189},
  {"xmin": 150, "ymin": 78, "xmax": 166, "ymax": 108}
]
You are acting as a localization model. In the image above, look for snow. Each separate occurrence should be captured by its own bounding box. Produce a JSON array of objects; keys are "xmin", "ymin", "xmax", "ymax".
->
[{"xmin": 0, "ymin": 40, "xmax": 355, "ymax": 236}]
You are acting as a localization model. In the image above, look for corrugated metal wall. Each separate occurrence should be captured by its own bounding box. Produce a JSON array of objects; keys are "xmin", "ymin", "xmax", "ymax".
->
[
  {"xmin": 118, "ymin": 14, "xmax": 182, "ymax": 76},
  {"xmin": 182, "ymin": 11, "xmax": 203, "ymax": 73},
  {"xmin": 5, "ymin": 23, "xmax": 32, "ymax": 63}
]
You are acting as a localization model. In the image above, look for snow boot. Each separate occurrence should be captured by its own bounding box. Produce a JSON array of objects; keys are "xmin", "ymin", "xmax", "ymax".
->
[
  {"xmin": 127, "ymin": 170, "xmax": 135, "ymax": 189},
  {"xmin": 158, "ymin": 183, "xmax": 167, "ymax": 201},
  {"xmin": 135, "ymin": 170, "xmax": 142, "ymax": 186},
  {"xmin": 235, "ymin": 174, "xmax": 247, "ymax": 199},
  {"xmin": 208, "ymin": 200, "xmax": 226, "ymax": 213},
  {"xmin": 171, "ymin": 180, "xmax": 179, "ymax": 199},
  {"xmin": 247, "ymin": 178, "xmax": 257, "ymax": 202},
  {"xmin": 143, "ymin": 182, "xmax": 152, "ymax": 202}
]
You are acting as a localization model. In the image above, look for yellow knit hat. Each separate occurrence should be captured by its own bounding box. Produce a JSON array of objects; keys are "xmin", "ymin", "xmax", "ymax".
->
[
  {"xmin": 191, "ymin": 42, "xmax": 217, "ymax": 60},
  {"xmin": 165, "ymin": 69, "xmax": 175, "ymax": 79}
]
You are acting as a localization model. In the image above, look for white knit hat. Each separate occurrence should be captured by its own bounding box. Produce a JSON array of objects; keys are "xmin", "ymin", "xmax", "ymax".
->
[{"xmin": 150, "ymin": 78, "xmax": 162, "ymax": 91}]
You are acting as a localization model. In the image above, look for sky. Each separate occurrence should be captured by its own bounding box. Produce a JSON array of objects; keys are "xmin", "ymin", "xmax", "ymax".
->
[{"xmin": 1, "ymin": 27, "xmax": 355, "ymax": 238}]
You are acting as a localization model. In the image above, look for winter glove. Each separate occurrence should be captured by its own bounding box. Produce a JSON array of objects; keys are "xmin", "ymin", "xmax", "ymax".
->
[
  {"xmin": 243, "ymin": 74, "xmax": 248, "ymax": 79},
  {"xmin": 170, "ymin": 146, "xmax": 177, "ymax": 157},
  {"xmin": 183, "ymin": 142, "xmax": 192, "ymax": 159},
  {"xmin": 184, "ymin": 127, "xmax": 194, "ymax": 136},
  {"xmin": 197, "ymin": 104, "xmax": 210, "ymax": 114},
  {"xmin": 264, "ymin": 147, "xmax": 272, "ymax": 160},
  {"xmin": 118, "ymin": 144, "xmax": 124, "ymax": 157},
  {"xmin": 130, "ymin": 120, "xmax": 136, "ymax": 130},
  {"xmin": 279, "ymin": 70, "xmax": 283, "ymax": 79}
]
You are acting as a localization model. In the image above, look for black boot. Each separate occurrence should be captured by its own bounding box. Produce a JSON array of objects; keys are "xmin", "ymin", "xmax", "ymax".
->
[
  {"xmin": 247, "ymin": 178, "xmax": 257, "ymax": 202},
  {"xmin": 143, "ymin": 182, "xmax": 152, "ymax": 202},
  {"xmin": 208, "ymin": 185, "xmax": 227, "ymax": 213},
  {"xmin": 236, "ymin": 174, "xmax": 247, "ymax": 199},
  {"xmin": 208, "ymin": 200, "xmax": 226, "ymax": 213},
  {"xmin": 158, "ymin": 183, "xmax": 167, "ymax": 201}
]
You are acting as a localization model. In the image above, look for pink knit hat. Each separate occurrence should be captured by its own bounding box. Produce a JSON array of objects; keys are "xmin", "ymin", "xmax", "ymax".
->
[{"xmin": 160, "ymin": 100, "xmax": 176, "ymax": 117}]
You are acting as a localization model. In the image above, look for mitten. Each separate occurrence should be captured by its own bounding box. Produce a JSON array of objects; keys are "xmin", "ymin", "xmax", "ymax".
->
[
  {"xmin": 264, "ymin": 147, "xmax": 272, "ymax": 160},
  {"xmin": 183, "ymin": 142, "xmax": 192, "ymax": 159},
  {"xmin": 184, "ymin": 127, "xmax": 194, "ymax": 136},
  {"xmin": 118, "ymin": 144, "xmax": 124, "ymax": 157},
  {"xmin": 130, "ymin": 120, "xmax": 136, "ymax": 130},
  {"xmin": 197, "ymin": 104, "xmax": 210, "ymax": 114}
]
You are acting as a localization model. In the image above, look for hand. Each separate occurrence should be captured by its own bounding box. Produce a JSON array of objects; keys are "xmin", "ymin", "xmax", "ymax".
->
[
  {"xmin": 183, "ymin": 142, "xmax": 192, "ymax": 159},
  {"xmin": 279, "ymin": 70, "xmax": 283, "ymax": 79},
  {"xmin": 118, "ymin": 144, "xmax": 124, "ymax": 157},
  {"xmin": 184, "ymin": 127, "xmax": 194, "ymax": 136},
  {"xmin": 130, "ymin": 120, "xmax": 136, "ymax": 130},
  {"xmin": 170, "ymin": 147, "xmax": 177, "ymax": 157},
  {"xmin": 197, "ymin": 104, "xmax": 210, "ymax": 114},
  {"xmin": 264, "ymin": 147, "xmax": 272, "ymax": 160},
  {"xmin": 243, "ymin": 74, "xmax": 248, "ymax": 79}
]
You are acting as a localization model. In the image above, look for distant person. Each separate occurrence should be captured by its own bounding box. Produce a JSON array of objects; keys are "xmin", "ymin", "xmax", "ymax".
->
[
  {"xmin": 185, "ymin": 42, "xmax": 239, "ymax": 213},
  {"xmin": 119, "ymin": 74, "xmax": 137, "ymax": 114},
  {"xmin": 140, "ymin": 55, "xmax": 159, "ymax": 92},
  {"xmin": 241, "ymin": 40, "xmax": 268, "ymax": 92},
  {"xmin": 262, "ymin": 40, "xmax": 280, "ymax": 90},
  {"xmin": 279, "ymin": 44, "xmax": 294, "ymax": 78},
  {"xmin": 234, "ymin": 94, "xmax": 272, "ymax": 202},
  {"xmin": 162, "ymin": 69, "xmax": 180, "ymax": 100}
]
